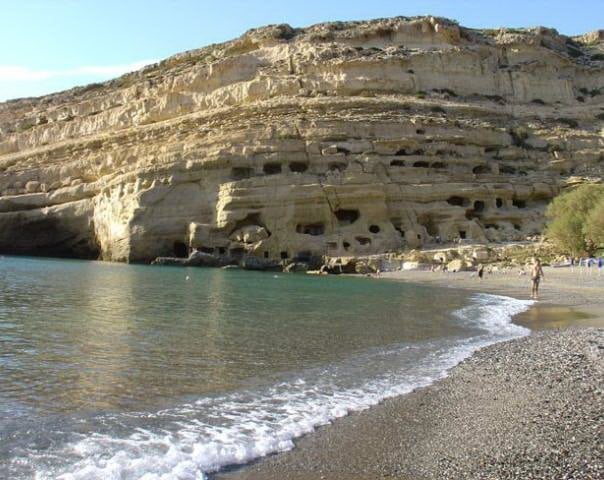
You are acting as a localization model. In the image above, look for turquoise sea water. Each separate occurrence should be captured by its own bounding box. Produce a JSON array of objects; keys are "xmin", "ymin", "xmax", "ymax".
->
[{"xmin": 0, "ymin": 256, "xmax": 532, "ymax": 479}]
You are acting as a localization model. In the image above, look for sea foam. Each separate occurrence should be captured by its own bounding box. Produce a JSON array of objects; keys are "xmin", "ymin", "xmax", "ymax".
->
[{"xmin": 32, "ymin": 294, "xmax": 532, "ymax": 480}]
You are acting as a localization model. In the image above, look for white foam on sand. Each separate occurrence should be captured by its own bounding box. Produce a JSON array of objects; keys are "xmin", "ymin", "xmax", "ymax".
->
[{"xmin": 33, "ymin": 294, "xmax": 532, "ymax": 480}]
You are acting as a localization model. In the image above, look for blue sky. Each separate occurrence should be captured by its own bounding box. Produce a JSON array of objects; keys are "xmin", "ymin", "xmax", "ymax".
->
[{"xmin": 1, "ymin": 0, "xmax": 602, "ymax": 101}]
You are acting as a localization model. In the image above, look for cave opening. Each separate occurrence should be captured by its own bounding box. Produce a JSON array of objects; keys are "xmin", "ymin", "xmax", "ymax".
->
[
  {"xmin": 413, "ymin": 161, "xmax": 430, "ymax": 168},
  {"xmin": 473, "ymin": 200, "xmax": 486, "ymax": 212},
  {"xmin": 390, "ymin": 218, "xmax": 406, "ymax": 240},
  {"xmin": 297, "ymin": 223, "xmax": 325, "ymax": 236},
  {"xmin": 513, "ymin": 199, "xmax": 527, "ymax": 209},
  {"xmin": 230, "ymin": 247, "xmax": 245, "ymax": 258},
  {"xmin": 328, "ymin": 162, "xmax": 347, "ymax": 172},
  {"xmin": 500, "ymin": 165, "xmax": 517, "ymax": 174},
  {"xmin": 355, "ymin": 236, "xmax": 371, "ymax": 246},
  {"xmin": 294, "ymin": 251, "xmax": 315, "ymax": 264},
  {"xmin": 390, "ymin": 160, "xmax": 405, "ymax": 167},
  {"xmin": 229, "ymin": 213, "xmax": 267, "ymax": 238},
  {"xmin": 263, "ymin": 163, "xmax": 282, "ymax": 175},
  {"xmin": 418, "ymin": 214, "xmax": 438, "ymax": 236},
  {"xmin": 280, "ymin": 251, "xmax": 289, "ymax": 259},
  {"xmin": 231, "ymin": 167, "xmax": 255, "ymax": 180},
  {"xmin": 496, "ymin": 198, "xmax": 503, "ymax": 208},
  {"xmin": 431, "ymin": 162, "xmax": 446, "ymax": 169},
  {"xmin": 200, "ymin": 247, "xmax": 215, "ymax": 254},
  {"xmin": 289, "ymin": 162, "xmax": 309, "ymax": 173},
  {"xmin": 459, "ymin": 230, "xmax": 467, "ymax": 239},
  {"xmin": 447, "ymin": 196, "xmax": 469, "ymax": 207},
  {"xmin": 335, "ymin": 209, "xmax": 360, "ymax": 225},
  {"xmin": 369, "ymin": 225, "xmax": 380, "ymax": 234},
  {"xmin": 343, "ymin": 241, "xmax": 351, "ymax": 250},
  {"xmin": 173, "ymin": 241, "xmax": 188, "ymax": 258}
]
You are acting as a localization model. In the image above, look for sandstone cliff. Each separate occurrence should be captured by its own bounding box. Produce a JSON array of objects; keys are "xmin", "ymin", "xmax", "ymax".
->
[{"xmin": 0, "ymin": 17, "xmax": 602, "ymax": 263}]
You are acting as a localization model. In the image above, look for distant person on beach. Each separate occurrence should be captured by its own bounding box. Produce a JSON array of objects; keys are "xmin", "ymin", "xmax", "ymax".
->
[
  {"xmin": 477, "ymin": 264, "xmax": 484, "ymax": 280},
  {"xmin": 598, "ymin": 257, "xmax": 603, "ymax": 276},
  {"xmin": 531, "ymin": 258, "xmax": 544, "ymax": 299}
]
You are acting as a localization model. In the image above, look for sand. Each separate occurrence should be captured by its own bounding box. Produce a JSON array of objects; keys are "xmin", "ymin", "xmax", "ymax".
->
[
  {"xmin": 380, "ymin": 265, "xmax": 604, "ymax": 328},
  {"xmin": 215, "ymin": 267, "xmax": 603, "ymax": 480}
]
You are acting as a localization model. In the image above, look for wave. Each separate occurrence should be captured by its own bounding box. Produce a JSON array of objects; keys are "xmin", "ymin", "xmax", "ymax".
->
[{"xmin": 29, "ymin": 294, "xmax": 532, "ymax": 480}]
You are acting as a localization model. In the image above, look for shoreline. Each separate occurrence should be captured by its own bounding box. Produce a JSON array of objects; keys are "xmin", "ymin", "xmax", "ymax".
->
[
  {"xmin": 377, "ymin": 265, "xmax": 604, "ymax": 329},
  {"xmin": 217, "ymin": 328, "xmax": 603, "ymax": 480},
  {"xmin": 216, "ymin": 267, "xmax": 603, "ymax": 480}
]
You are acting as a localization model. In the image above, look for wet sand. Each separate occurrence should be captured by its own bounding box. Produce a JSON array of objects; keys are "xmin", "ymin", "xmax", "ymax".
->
[
  {"xmin": 380, "ymin": 266, "xmax": 604, "ymax": 328},
  {"xmin": 215, "ymin": 267, "xmax": 603, "ymax": 480}
]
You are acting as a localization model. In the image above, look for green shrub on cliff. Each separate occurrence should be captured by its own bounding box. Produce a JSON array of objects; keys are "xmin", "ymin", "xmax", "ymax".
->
[
  {"xmin": 545, "ymin": 184, "xmax": 604, "ymax": 256},
  {"xmin": 586, "ymin": 197, "xmax": 604, "ymax": 245}
]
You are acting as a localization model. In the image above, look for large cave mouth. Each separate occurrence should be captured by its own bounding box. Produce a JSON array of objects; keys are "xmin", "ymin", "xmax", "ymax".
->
[
  {"xmin": 334, "ymin": 209, "xmax": 360, "ymax": 225},
  {"xmin": 173, "ymin": 241, "xmax": 188, "ymax": 258},
  {"xmin": 228, "ymin": 213, "xmax": 270, "ymax": 238},
  {"xmin": 0, "ymin": 216, "xmax": 100, "ymax": 260}
]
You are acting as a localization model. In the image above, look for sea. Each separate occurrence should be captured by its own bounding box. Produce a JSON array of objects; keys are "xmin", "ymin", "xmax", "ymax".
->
[{"xmin": 0, "ymin": 256, "xmax": 532, "ymax": 479}]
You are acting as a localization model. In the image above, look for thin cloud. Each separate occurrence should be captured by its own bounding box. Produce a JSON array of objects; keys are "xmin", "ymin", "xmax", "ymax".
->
[{"xmin": 0, "ymin": 60, "xmax": 157, "ymax": 82}]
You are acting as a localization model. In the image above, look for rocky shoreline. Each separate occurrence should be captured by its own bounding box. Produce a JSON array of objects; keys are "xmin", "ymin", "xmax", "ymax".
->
[
  {"xmin": 217, "ymin": 328, "xmax": 603, "ymax": 480},
  {"xmin": 151, "ymin": 241, "xmax": 562, "ymax": 275}
]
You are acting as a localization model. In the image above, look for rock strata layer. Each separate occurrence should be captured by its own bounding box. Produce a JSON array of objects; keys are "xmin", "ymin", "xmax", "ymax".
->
[{"xmin": 1, "ymin": 17, "xmax": 603, "ymax": 262}]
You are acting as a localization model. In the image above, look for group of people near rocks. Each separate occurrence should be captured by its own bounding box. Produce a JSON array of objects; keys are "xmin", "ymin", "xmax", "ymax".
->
[{"xmin": 570, "ymin": 256, "xmax": 604, "ymax": 275}]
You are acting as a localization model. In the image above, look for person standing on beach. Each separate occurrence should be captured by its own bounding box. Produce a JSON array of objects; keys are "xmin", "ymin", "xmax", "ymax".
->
[
  {"xmin": 531, "ymin": 258, "xmax": 544, "ymax": 300},
  {"xmin": 477, "ymin": 264, "xmax": 484, "ymax": 280}
]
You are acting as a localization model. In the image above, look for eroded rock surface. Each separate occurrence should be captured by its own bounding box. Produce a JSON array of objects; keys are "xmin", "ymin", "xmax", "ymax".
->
[{"xmin": 0, "ymin": 17, "xmax": 603, "ymax": 262}]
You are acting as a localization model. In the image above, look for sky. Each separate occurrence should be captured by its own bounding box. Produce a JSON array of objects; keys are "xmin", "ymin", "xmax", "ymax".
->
[{"xmin": 0, "ymin": 0, "xmax": 602, "ymax": 101}]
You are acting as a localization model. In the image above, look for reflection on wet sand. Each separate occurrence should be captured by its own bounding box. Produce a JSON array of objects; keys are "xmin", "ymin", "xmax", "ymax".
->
[{"xmin": 513, "ymin": 304, "xmax": 598, "ymax": 330}]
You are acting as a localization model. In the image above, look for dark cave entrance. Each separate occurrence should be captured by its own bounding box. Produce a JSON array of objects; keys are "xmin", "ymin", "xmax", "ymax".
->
[{"xmin": 173, "ymin": 241, "xmax": 188, "ymax": 258}]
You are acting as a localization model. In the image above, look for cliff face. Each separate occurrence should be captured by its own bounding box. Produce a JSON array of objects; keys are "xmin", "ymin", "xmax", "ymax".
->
[{"xmin": 0, "ymin": 17, "xmax": 603, "ymax": 262}]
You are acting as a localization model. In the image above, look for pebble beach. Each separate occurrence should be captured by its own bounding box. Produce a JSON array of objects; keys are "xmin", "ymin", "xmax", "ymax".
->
[{"xmin": 217, "ymin": 267, "xmax": 604, "ymax": 480}]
